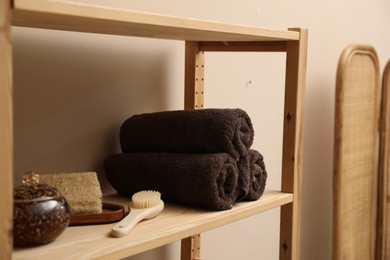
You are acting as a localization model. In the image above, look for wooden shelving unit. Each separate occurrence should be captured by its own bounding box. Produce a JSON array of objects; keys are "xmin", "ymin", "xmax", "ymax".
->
[{"xmin": 0, "ymin": 0, "xmax": 307, "ymax": 259}]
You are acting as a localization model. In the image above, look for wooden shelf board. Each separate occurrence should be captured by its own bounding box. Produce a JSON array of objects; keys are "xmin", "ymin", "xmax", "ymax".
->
[
  {"xmin": 12, "ymin": 0, "xmax": 299, "ymax": 42},
  {"xmin": 13, "ymin": 190, "xmax": 292, "ymax": 259}
]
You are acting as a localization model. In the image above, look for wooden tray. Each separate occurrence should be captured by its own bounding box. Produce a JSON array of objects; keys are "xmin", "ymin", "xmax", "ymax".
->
[{"xmin": 69, "ymin": 203, "xmax": 126, "ymax": 226}]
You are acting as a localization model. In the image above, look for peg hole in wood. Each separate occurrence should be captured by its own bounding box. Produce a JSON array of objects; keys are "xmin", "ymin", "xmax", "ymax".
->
[
  {"xmin": 282, "ymin": 240, "xmax": 288, "ymax": 254},
  {"xmin": 286, "ymin": 113, "xmax": 292, "ymax": 121}
]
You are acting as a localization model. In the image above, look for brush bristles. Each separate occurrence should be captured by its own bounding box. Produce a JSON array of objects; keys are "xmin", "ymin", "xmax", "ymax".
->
[{"xmin": 131, "ymin": 190, "xmax": 162, "ymax": 208}]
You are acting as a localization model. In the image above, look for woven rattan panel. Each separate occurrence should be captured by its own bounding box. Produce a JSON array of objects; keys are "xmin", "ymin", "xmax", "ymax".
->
[
  {"xmin": 333, "ymin": 45, "xmax": 380, "ymax": 260},
  {"xmin": 382, "ymin": 60, "xmax": 390, "ymax": 259}
]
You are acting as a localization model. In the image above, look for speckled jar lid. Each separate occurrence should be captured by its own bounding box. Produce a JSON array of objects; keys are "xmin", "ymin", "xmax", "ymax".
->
[{"xmin": 14, "ymin": 171, "xmax": 61, "ymax": 202}]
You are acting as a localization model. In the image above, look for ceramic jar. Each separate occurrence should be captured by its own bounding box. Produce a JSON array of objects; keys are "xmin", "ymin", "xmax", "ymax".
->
[{"xmin": 13, "ymin": 172, "xmax": 70, "ymax": 247}]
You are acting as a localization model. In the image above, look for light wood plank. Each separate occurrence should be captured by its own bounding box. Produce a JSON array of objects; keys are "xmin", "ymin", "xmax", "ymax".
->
[
  {"xmin": 333, "ymin": 45, "xmax": 380, "ymax": 260},
  {"xmin": 12, "ymin": 0, "xmax": 299, "ymax": 42},
  {"xmin": 13, "ymin": 191, "xmax": 293, "ymax": 259},
  {"xmin": 0, "ymin": 0, "xmax": 13, "ymax": 259},
  {"xmin": 279, "ymin": 28, "xmax": 308, "ymax": 260}
]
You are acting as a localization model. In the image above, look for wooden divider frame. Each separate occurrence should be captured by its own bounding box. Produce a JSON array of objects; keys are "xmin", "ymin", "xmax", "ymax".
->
[{"xmin": 183, "ymin": 28, "xmax": 308, "ymax": 260}]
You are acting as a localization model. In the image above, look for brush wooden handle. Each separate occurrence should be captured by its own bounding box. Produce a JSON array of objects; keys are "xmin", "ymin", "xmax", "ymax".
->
[{"xmin": 111, "ymin": 203, "xmax": 164, "ymax": 237}]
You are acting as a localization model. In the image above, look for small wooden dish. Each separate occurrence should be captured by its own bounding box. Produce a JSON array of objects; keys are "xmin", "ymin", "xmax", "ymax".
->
[{"xmin": 69, "ymin": 203, "xmax": 126, "ymax": 226}]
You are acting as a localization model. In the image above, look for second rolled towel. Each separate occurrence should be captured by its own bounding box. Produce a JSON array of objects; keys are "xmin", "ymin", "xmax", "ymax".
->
[
  {"xmin": 104, "ymin": 152, "xmax": 239, "ymax": 211},
  {"xmin": 119, "ymin": 108, "xmax": 254, "ymax": 161}
]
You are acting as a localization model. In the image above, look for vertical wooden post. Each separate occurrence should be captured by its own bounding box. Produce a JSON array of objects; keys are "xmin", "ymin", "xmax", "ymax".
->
[
  {"xmin": 181, "ymin": 41, "xmax": 205, "ymax": 260},
  {"xmin": 181, "ymin": 235, "xmax": 202, "ymax": 260},
  {"xmin": 184, "ymin": 41, "xmax": 205, "ymax": 110},
  {"xmin": 0, "ymin": 0, "xmax": 14, "ymax": 258},
  {"xmin": 279, "ymin": 28, "xmax": 308, "ymax": 260}
]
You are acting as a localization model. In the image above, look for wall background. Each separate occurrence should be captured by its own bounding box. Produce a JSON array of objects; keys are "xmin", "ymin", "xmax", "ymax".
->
[{"xmin": 12, "ymin": 0, "xmax": 390, "ymax": 259}]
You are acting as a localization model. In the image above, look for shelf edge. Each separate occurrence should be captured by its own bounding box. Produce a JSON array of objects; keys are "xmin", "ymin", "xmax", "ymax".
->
[
  {"xmin": 12, "ymin": 0, "xmax": 300, "ymax": 42},
  {"xmin": 13, "ymin": 191, "xmax": 292, "ymax": 259}
]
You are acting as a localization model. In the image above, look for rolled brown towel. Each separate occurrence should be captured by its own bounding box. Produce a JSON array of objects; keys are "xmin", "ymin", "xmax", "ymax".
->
[
  {"xmin": 104, "ymin": 152, "xmax": 239, "ymax": 211},
  {"xmin": 119, "ymin": 108, "xmax": 254, "ymax": 161},
  {"xmin": 237, "ymin": 149, "xmax": 267, "ymax": 201}
]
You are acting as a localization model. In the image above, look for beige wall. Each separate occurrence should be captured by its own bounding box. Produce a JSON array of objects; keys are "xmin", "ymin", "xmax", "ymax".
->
[{"xmin": 12, "ymin": 0, "xmax": 390, "ymax": 259}]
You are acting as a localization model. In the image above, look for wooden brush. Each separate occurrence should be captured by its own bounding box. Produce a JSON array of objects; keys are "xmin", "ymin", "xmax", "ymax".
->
[{"xmin": 111, "ymin": 190, "xmax": 164, "ymax": 237}]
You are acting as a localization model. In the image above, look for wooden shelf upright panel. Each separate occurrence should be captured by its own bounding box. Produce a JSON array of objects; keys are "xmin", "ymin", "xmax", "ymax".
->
[
  {"xmin": 0, "ymin": 0, "xmax": 13, "ymax": 259},
  {"xmin": 280, "ymin": 28, "xmax": 308, "ymax": 260},
  {"xmin": 184, "ymin": 41, "xmax": 205, "ymax": 110},
  {"xmin": 182, "ymin": 41, "xmax": 205, "ymax": 260}
]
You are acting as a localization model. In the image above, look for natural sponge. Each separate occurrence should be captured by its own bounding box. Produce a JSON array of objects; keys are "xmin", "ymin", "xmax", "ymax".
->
[{"xmin": 40, "ymin": 172, "xmax": 103, "ymax": 214}]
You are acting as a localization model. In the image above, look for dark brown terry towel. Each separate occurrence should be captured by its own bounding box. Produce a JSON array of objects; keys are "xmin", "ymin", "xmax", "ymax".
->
[
  {"xmin": 104, "ymin": 152, "xmax": 239, "ymax": 211},
  {"xmin": 237, "ymin": 149, "xmax": 267, "ymax": 201},
  {"xmin": 119, "ymin": 108, "xmax": 254, "ymax": 161}
]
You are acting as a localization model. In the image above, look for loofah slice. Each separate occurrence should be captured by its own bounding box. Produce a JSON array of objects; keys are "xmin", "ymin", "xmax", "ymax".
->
[{"xmin": 40, "ymin": 172, "xmax": 103, "ymax": 214}]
